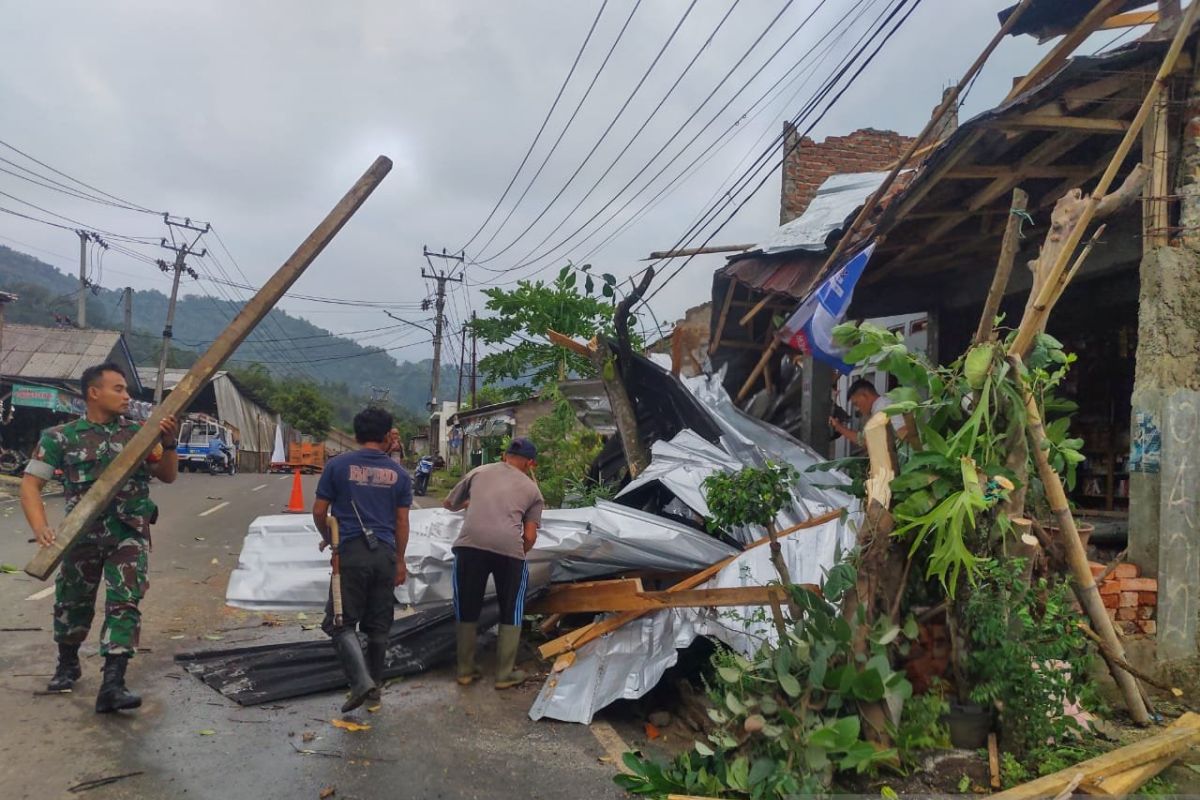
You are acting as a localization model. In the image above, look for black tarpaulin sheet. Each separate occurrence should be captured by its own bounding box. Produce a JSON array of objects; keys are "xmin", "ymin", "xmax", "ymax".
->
[{"xmin": 175, "ymin": 602, "xmax": 499, "ymax": 706}]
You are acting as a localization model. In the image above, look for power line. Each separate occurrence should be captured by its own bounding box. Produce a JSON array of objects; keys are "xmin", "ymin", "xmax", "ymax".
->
[
  {"xmin": 457, "ymin": 0, "xmax": 610, "ymax": 254},
  {"xmin": 0, "ymin": 137, "xmax": 160, "ymax": 214},
  {"xmin": 470, "ymin": 0, "xmax": 644, "ymax": 261},
  {"xmin": 473, "ymin": 0, "xmax": 697, "ymax": 266}
]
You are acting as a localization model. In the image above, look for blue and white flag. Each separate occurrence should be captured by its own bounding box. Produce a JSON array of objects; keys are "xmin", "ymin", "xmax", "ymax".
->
[{"xmin": 780, "ymin": 242, "xmax": 875, "ymax": 374}]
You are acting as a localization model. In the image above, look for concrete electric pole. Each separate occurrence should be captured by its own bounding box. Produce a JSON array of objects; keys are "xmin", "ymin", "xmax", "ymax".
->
[
  {"xmin": 77, "ymin": 230, "xmax": 88, "ymax": 328},
  {"xmin": 123, "ymin": 287, "xmax": 133, "ymax": 338},
  {"xmin": 421, "ymin": 247, "xmax": 464, "ymax": 411},
  {"xmin": 156, "ymin": 215, "xmax": 208, "ymax": 404}
]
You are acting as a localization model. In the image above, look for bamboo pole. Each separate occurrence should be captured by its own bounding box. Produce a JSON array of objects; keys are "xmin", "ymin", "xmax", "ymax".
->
[
  {"xmin": 1010, "ymin": 0, "xmax": 1200, "ymax": 357},
  {"xmin": 1012, "ymin": 356, "xmax": 1149, "ymax": 724},
  {"xmin": 974, "ymin": 188, "xmax": 1029, "ymax": 344},
  {"xmin": 739, "ymin": 0, "xmax": 1037, "ymax": 332},
  {"xmin": 26, "ymin": 156, "xmax": 392, "ymax": 580}
]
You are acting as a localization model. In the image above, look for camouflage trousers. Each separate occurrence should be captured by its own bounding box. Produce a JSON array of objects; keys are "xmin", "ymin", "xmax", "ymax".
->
[{"xmin": 53, "ymin": 527, "xmax": 149, "ymax": 658}]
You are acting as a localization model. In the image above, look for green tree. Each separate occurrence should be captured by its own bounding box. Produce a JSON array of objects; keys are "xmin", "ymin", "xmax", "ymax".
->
[
  {"xmin": 273, "ymin": 382, "xmax": 333, "ymax": 437},
  {"xmin": 471, "ymin": 265, "xmax": 618, "ymax": 388}
]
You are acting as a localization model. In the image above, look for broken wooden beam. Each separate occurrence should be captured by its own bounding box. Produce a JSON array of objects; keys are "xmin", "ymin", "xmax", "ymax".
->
[
  {"xmin": 974, "ymin": 187, "xmax": 1029, "ymax": 344},
  {"xmin": 646, "ymin": 243, "xmax": 753, "ymax": 260},
  {"xmin": 530, "ymin": 584, "xmax": 815, "ymax": 615},
  {"xmin": 989, "ymin": 713, "xmax": 1200, "ymax": 800},
  {"xmin": 538, "ymin": 508, "xmax": 845, "ymax": 660},
  {"xmin": 1005, "ymin": 0, "xmax": 1128, "ymax": 102},
  {"xmin": 25, "ymin": 156, "xmax": 392, "ymax": 581}
]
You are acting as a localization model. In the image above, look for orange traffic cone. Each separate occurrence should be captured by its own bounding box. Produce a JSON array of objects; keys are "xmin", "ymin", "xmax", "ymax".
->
[{"xmin": 283, "ymin": 469, "xmax": 306, "ymax": 513}]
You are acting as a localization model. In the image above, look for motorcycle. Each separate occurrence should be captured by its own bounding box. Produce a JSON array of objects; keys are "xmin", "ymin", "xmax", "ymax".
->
[
  {"xmin": 413, "ymin": 456, "xmax": 434, "ymax": 496},
  {"xmin": 206, "ymin": 445, "xmax": 237, "ymax": 476}
]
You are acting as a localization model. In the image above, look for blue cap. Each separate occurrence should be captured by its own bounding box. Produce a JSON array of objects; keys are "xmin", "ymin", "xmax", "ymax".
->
[{"xmin": 506, "ymin": 437, "xmax": 537, "ymax": 460}]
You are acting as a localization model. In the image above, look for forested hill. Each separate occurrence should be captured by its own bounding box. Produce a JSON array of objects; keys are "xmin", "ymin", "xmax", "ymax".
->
[{"xmin": 0, "ymin": 244, "xmax": 458, "ymax": 413}]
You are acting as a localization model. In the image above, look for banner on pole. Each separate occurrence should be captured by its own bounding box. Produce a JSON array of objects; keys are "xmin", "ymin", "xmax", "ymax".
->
[{"xmin": 779, "ymin": 242, "xmax": 875, "ymax": 374}]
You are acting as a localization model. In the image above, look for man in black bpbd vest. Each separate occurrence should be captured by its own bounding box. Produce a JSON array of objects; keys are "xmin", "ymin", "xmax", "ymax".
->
[{"xmin": 312, "ymin": 407, "xmax": 412, "ymax": 712}]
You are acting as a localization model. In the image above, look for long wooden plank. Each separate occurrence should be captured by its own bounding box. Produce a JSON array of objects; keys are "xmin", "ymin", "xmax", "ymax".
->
[
  {"xmin": 25, "ymin": 156, "xmax": 392, "ymax": 580},
  {"xmin": 1099, "ymin": 9, "xmax": 1159, "ymax": 31},
  {"xmin": 1004, "ymin": 0, "xmax": 1128, "ymax": 103},
  {"xmin": 988, "ymin": 714, "xmax": 1200, "ymax": 800},
  {"xmin": 990, "ymin": 114, "xmax": 1129, "ymax": 133},
  {"xmin": 537, "ymin": 507, "xmax": 845, "ymax": 660},
  {"xmin": 531, "ymin": 585, "xmax": 817, "ymax": 614}
]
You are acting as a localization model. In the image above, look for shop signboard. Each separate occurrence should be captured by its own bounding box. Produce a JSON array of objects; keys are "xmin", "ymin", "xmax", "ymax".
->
[{"xmin": 11, "ymin": 384, "xmax": 86, "ymax": 416}]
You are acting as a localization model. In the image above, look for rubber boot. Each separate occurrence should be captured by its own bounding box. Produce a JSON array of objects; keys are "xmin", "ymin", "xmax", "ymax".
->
[
  {"xmin": 95, "ymin": 655, "xmax": 141, "ymax": 713},
  {"xmin": 47, "ymin": 643, "xmax": 82, "ymax": 692},
  {"xmin": 456, "ymin": 622, "xmax": 482, "ymax": 686},
  {"xmin": 366, "ymin": 638, "xmax": 387, "ymax": 703},
  {"xmin": 493, "ymin": 624, "xmax": 528, "ymax": 690},
  {"xmin": 332, "ymin": 632, "xmax": 375, "ymax": 713}
]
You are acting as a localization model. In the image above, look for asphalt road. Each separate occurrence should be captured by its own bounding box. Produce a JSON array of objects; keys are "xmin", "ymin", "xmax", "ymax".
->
[{"xmin": 0, "ymin": 472, "xmax": 636, "ymax": 799}]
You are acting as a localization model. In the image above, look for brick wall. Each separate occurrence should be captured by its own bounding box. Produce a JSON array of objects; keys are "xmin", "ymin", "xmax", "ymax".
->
[
  {"xmin": 779, "ymin": 124, "xmax": 916, "ymax": 224},
  {"xmin": 1093, "ymin": 561, "xmax": 1157, "ymax": 636}
]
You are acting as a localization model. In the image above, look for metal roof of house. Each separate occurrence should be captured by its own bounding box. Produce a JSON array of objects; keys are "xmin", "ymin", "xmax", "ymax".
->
[{"xmin": 0, "ymin": 324, "xmax": 141, "ymax": 392}]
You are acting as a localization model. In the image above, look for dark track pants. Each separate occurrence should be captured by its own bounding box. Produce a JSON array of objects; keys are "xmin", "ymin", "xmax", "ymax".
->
[
  {"xmin": 322, "ymin": 537, "xmax": 396, "ymax": 639},
  {"xmin": 451, "ymin": 546, "xmax": 528, "ymax": 626}
]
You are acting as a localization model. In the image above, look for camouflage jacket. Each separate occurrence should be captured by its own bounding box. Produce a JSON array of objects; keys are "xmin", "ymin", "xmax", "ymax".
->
[{"xmin": 26, "ymin": 416, "xmax": 159, "ymax": 538}]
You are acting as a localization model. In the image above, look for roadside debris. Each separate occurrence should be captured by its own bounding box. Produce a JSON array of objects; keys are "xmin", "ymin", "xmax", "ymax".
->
[{"xmin": 67, "ymin": 771, "xmax": 144, "ymax": 794}]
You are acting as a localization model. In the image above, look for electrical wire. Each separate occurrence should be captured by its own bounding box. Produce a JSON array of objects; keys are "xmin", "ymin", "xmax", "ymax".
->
[{"xmin": 457, "ymin": 0, "xmax": 610, "ymax": 254}]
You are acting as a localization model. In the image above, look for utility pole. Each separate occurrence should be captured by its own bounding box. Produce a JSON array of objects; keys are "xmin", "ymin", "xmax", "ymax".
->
[
  {"xmin": 156, "ymin": 215, "xmax": 208, "ymax": 404},
  {"xmin": 470, "ymin": 310, "xmax": 477, "ymax": 409},
  {"xmin": 421, "ymin": 246, "xmax": 464, "ymax": 411},
  {"xmin": 123, "ymin": 287, "xmax": 133, "ymax": 338},
  {"xmin": 77, "ymin": 230, "xmax": 88, "ymax": 328},
  {"xmin": 455, "ymin": 323, "xmax": 467, "ymax": 470}
]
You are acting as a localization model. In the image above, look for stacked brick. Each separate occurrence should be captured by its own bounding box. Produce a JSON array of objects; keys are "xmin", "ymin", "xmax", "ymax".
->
[
  {"xmin": 779, "ymin": 123, "xmax": 916, "ymax": 224},
  {"xmin": 1091, "ymin": 561, "xmax": 1157, "ymax": 636}
]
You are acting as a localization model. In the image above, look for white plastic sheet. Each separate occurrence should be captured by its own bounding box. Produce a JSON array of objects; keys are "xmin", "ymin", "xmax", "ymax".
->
[{"xmin": 225, "ymin": 503, "xmax": 737, "ymax": 611}]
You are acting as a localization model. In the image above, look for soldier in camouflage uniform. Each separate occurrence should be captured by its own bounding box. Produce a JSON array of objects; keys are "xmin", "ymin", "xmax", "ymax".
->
[{"xmin": 21, "ymin": 362, "xmax": 178, "ymax": 713}]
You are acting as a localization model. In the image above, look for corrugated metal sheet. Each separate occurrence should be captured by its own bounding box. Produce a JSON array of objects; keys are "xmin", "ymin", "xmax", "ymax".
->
[
  {"xmin": 755, "ymin": 171, "xmax": 891, "ymax": 255},
  {"xmin": 0, "ymin": 324, "xmax": 136, "ymax": 387}
]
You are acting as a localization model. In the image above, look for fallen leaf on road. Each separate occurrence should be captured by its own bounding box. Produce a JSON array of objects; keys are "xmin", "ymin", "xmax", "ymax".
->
[
  {"xmin": 210, "ymin": 558, "xmax": 219, "ymax": 565},
  {"xmin": 330, "ymin": 719, "xmax": 371, "ymax": 732},
  {"xmin": 0, "ymin": 563, "xmax": 19, "ymax": 574},
  {"xmin": 367, "ymin": 703, "xmax": 381, "ymax": 713},
  {"xmin": 644, "ymin": 722, "xmax": 661, "ymax": 740},
  {"xmin": 194, "ymin": 537, "xmax": 205, "ymax": 542},
  {"xmin": 169, "ymin": 635, "xmax": 185, "ymax": 640},
  {"xmin": 198, "ymin": 730, "xmax": 216, "ymax": 736},
  {"xmin": 319, "ymin": 788, "xmax": 336, "ymax": 799},
  {"xmin": 301, "ymin": 624, "xmax": 319, "ymax": 631},
  {"xmin": 302, "ymin": 731, "xmax": 316, "ymax": 743},
  {"xmin": 203, "ymin": 634, "xmax": 224, "ymax": 641},
  {"xmin": 296, "ymin": 612, "xmax": 309, "ymax": 620}
]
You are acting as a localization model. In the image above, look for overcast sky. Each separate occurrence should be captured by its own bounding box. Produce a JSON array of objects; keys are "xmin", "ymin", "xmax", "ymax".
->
[{"xmin": 0, "ymin": 1, "xmax": 1139, "ymax": 363}]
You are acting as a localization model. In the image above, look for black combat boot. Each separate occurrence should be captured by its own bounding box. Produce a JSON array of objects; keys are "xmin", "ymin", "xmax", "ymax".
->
[
  {"xmin": 366, "ymin": 638, "xmax": 388, "ymax": 703},
  {"xmin": 47, "ymin": 643, "xmax": 82, "ymax": 692},
  {"xmin": 332, "ymin": 632, "xmax": 375, "ymax": 713},
  {"xmin": 95, "ymin": 654, "xmax": 142, "ymax": 713}
]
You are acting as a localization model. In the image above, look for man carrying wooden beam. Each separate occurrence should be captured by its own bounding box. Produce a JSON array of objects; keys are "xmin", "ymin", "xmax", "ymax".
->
[
  {"xmin": 20, "ymin": 362, "xmax": 179, "ymax": 713},
  {"xmin": 443, "ymin": 437, "xmax": 544, "ymax": 689}
]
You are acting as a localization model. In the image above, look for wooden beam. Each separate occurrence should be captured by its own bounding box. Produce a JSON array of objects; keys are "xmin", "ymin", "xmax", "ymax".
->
[
  {"xmin": 1005, "ymin": 0, "xmax": 1128, "ymax": 102},
  {"xmin": 530, "ymin": 584, "xmax": 818, "ymax": 614},
  {"xmin": 707, "ymin": 283, "xmax": 736, "ymax": 356},
  {"xmin": 546, "ymin": 328, "xmax": 594, "ymax": 359},
  {"xmin": 945, "ymin": 165, "xmax": 1094, "ymax": 180},
  {"xmin": 538, "ymin": 508, "xmax": 845, "ymax": 660},
  {"xmin": 989, "ymin": 114, "xmax": 1129, "ymax": 134},
  {"xmin": 1099, "ymin": 9, "xmax": 1159, "ymax": 30},
  {"xmin": 24, "ymin": 156, "xmax": 393, "ymax": 580},
  {"xmin": 647, "ymin": 243, "xmax": 753, "ymax": 260},
  {"xmin": 1144, "ymin": 91, "xmax": 1170, "ymax": 250},
  {"xmin": 987, "ymin": 714, "xmax": 1200, "ymax": 800},
  {"xmin": 974, "ymin": 188, "xmax": 1029, "ymax": 343},
  {"xmin": 1060, "ymin": 71, "xmax": 1148, "ymax": 112}
]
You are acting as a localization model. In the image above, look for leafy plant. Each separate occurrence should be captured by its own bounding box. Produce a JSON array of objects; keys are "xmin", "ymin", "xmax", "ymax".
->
[
  {"xmin": 703, "ymin": 462, "xmax": 799, "ymax": 533},
  {"xmin": 962, "ymin": 558, "xmax": 1096, "ymax": 758},
  {"xmin": 892, "ymin": 684, "xmax": 950, "ymax": 768},
  {"xmin": 528, "ymin": 386, "xmax": 605, "ymax": 508},
  {"xmin": 617, "ymin": 564, "xmax": 916, "ymax": 799}
]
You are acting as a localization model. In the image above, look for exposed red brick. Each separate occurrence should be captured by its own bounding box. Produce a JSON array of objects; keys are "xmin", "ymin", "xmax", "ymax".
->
[
  {"xmin": 1120, "ymin": 621, "xmax": 1140, "ymax": 636},
  {"xmin": 1117, "ymin": 607, "xmax": 1138, "ymax": 621},
  {"xmin": 1088, "ymin": 562, "xmax": 1105, "ymax": 577},
  {"xmin": 1139, "ymin": 620, "xmax": 1157, "ymax": 635},
  {"xmin": 1099, "ymin": 580, "xmax": 1121, "ymax": 595},
  {"xmin": 1120, "ymin": 577, "xmax": 1158, "ymax": 592},
  {"xmin": 1139, "ymin": 591, "xmax": 1158, "ymax": 606},
  {"xmin": 1102, "ymin": 593, "xmax": 1120, "ymax": 609},
  {"xmin": 1113, "ymin": 563, "xmax": 1139, "ymax": 579},
  {"xmin": 779, "ymin": 124, "xmax": 916, "ymax": 224},
  {"xmin": 1136, "ymin": 606, "xmax": 1155, "ymax": 620},
  {"xmin": 1119, "ymin": 591, "xmax": 1138, "ymax": 608}
]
